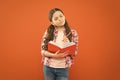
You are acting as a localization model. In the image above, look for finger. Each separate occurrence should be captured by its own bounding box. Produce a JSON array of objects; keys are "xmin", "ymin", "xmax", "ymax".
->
[
  {"xmin": 55, "ymin": 50, "xmax": 60, "ymax": 54},
  {"xmin": 62, "ymin": 36, "xmax": 67, "ymax": 41},
  {"xmin": 62, "ymin": 53, "xmax": 69, "ymax": 57},
  {"xmin": 64, "ymin": 53, "xmax": 68, "ymax": 55},
  {"xmin": 64, "ymin": 50, "xmax": 69, "ymax": 53}
]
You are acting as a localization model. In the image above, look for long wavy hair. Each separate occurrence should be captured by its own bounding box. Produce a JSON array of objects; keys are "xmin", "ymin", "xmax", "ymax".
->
[{"xmin": 42, "ymin": 8, "xmax": 72, "ymax": 50}]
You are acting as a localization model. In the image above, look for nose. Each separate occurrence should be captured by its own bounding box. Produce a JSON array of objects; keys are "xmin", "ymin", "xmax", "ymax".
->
[
  {"xmin": 58, "ymin": 17, "xmax": 62, "ymax": 21},
  {"xmin": 58, "ymin": 18, "xmax": 62, "ymax": 21}
]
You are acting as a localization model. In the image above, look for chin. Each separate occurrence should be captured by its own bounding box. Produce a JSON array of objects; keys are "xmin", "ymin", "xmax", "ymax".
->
[
  {"xmin": 59, "ymin": 25, "xmax": 64, "ymax": 27},
  {"xmin": 60, "ymin": 23, "xmax": 65, "ymax": 26}
]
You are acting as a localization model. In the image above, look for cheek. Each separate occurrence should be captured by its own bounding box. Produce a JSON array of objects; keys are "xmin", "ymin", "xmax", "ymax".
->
[
  {"xmin": 52, "ymin": 21, "xmax": 58, "ymax": 26},
  {"xmin": 63, "ymin": 16, "xmax": 65, "ymax": 20},
  {"xmin": 53, "ymin": 21, "xmax": 57, "ymax": 24},
  {"xmin": 51, "ymin": 19, "xmax": 56, "ymax": 24}
]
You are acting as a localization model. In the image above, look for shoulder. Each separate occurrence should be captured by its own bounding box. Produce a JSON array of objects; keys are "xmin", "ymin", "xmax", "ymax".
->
[
  {"xmin": 71, "ymin": 29, "xmax": 78, "ymax": 42},
  {"xmin": 71, "ymin": 29, "xmax": 78, "ymax": 36},
  {"xmin": 42, "ymin": 29, "xmax": 48, "ymax": 38}
]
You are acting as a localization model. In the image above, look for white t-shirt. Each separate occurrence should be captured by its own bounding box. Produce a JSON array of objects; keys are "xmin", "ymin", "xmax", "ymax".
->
[{"xmin": 49, "ymin": 30, "xmax": 68, "ymax": 68}]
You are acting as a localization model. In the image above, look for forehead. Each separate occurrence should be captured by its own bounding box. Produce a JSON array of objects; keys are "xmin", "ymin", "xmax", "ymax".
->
[{"xmin": 52, "ymin": 11, "xmax": 64, "ymax": 18}]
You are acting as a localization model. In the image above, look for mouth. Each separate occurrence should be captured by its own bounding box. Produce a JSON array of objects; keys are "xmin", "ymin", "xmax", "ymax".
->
[{"xmin": 59, "ymin": 21, "xmax": 65, "ymax": 24}]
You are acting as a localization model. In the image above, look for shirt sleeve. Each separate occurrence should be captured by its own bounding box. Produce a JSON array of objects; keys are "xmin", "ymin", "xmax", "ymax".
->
[
  {"xmin": 71, "ymin": 29, "xmax": 79, "ymax": 56},
  {"xmin": 41, "ymin": 29, "xmax": 48, "ymax": 56}
]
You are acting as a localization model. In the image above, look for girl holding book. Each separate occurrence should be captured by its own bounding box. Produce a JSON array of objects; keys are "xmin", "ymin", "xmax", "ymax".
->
[{"xmin": 41, "ymin": 8, "xmax": 78, "ymax": 80}]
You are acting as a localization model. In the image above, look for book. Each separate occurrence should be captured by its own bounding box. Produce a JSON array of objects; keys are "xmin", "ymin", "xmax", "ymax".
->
[{"xmin": 48, "ymin": 41, "xmax": 76, "ymax": 55}]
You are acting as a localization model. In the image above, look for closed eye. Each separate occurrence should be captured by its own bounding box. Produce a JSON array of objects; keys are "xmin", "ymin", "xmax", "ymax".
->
[
  {"xmin": 60, "ymin": 15, "xmax": 63, "ymax": 17},
  {"xmin": 54, "ymin": 17, "xmax": 58, "ymax": 21}
]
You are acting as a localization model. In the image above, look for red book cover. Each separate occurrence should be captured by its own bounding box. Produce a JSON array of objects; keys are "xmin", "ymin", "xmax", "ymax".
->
[{"xmin": 48, "ymin": 41, "xmax": 76, "ymax": 55}]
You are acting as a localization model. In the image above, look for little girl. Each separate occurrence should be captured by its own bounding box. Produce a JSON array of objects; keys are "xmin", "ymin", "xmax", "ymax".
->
[{"xmin": 41, "ymin": 8, "xmax": 78, "ymax": 80}]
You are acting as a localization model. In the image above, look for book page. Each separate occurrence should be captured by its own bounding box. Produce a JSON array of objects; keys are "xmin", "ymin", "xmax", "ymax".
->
[
  {"xmin": 48, "ymin": 41, "xmax": 76, "ymax": 48},
  {"xmin": 62, "ymin": 42, "xmax": 75, "ymax": 48}
]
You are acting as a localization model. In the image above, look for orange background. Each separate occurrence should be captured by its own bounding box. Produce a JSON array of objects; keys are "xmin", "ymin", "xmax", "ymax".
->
[{"xmin": 0, "ymin": 0, "xmax": 120, "ymax": 80}]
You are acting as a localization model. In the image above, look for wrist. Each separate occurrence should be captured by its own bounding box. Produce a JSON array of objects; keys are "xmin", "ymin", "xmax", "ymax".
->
[{"xmin": 51, "ymin": 53, "xmax": 56, "ymax": 57}]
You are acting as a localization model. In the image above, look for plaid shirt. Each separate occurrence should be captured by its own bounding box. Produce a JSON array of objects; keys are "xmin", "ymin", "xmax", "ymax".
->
[{"xmin": 41, "ymin": 28, "xmax": 78, "ymax": 68}]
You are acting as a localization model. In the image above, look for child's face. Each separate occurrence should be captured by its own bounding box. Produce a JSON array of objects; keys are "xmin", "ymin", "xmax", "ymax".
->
[{"xmin": 51, "ymin": 11, "xmax": 65, "ymax": 27}]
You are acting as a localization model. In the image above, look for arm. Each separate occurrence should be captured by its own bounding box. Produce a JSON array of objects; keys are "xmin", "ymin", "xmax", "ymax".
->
[
  {"xmin": 43, "ymin": 50, "xmax": 68, "ymax": 59},
  {"xmin": 41, "ymin": 30, "xmax": 68, "ymax": 58},
  {"xmin": 71, "ymin": 29, "xmax": 79, "ymax": 58}
]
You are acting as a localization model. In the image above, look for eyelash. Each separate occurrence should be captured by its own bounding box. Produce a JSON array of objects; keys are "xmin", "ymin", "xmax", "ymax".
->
[
  {"xmin": 54, "ymin": 18, "xmax": 58, "ymax": 20},
  {"xmin": 54, "ymin": 15, "xmax": 63, "ymax": 20}
]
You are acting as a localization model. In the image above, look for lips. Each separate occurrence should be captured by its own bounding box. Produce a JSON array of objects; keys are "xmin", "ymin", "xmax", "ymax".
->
[
  {"xmin": 59, "ymin": 21, "xmax": 65, "ymax": 24},
  {"xmin": 59, "ymin": 21, "xmax": 63, "ymax": 24}
]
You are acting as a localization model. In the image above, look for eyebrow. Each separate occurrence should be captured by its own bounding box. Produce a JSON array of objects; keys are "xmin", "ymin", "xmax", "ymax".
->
[
  {"xmin": 55, "ymin": 14, "xmax": 63, "ymax": 18},
  {"xmin": 53, "ymin": 13, "xmax": 64, "ymax": 19}
]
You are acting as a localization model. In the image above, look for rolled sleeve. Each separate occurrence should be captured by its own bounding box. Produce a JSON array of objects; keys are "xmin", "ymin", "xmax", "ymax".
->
[
  {"xmin": 40, "ymin": 30, "xmax": 48, "ymax": 56},
  {"xmin": 71, "ymin": 29, "xmax": 78, "ymax": 55}
]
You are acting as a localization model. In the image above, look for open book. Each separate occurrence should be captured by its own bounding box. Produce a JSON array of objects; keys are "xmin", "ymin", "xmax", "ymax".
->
[{"xmin": 48, "ymin": 41, "xmax": 76, "ymax": 55}]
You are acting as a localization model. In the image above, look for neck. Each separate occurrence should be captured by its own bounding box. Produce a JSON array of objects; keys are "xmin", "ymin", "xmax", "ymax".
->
[{"xmin": 55, "ymin": 26, "xmax": 65, "ymax": 31}]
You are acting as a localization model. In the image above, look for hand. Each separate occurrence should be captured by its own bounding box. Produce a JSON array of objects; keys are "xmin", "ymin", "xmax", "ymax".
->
[
  {"xmin": 69, "ymin": 54, "xmax": 75, "ymax": 59},
  {"xmin": 53, "ymin": 50, "xmax": 69, "ymax": 59},
  {"xmin": 62, "ymin": 36, "xmax": 69, "ymax": 43},
  {"xmin": 62, "ymin": 32, "xmax": 71, "ymax": 43}
]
